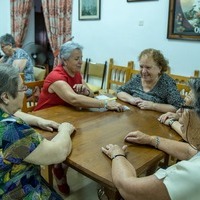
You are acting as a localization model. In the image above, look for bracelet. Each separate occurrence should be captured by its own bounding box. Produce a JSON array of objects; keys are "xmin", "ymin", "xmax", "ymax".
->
[
  {"xmin": 155, "ymin": 136, "xmax": 160, "ymax": 149},
  {"xmin": 111, "ymin": 154, "xmax": 126, "ymax": 160},
  {"xmin": 168, "ymin": 119, "xmax": 175, "ymax": 127}
]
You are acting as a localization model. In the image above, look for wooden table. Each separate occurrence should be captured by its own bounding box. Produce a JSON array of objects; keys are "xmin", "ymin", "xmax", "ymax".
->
[{"xmin": 32, "ymin": 104, "xmax": 181, "ymax": 200}]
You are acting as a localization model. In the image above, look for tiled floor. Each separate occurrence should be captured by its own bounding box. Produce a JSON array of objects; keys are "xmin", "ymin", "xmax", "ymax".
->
[{"xmin": 54, "ymin": 167, "xmax": 100, "ymax": 200}]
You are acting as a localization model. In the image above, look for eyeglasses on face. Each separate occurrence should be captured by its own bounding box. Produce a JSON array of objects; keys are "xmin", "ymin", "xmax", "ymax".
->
[
  {"xmin": 180, "ymin": 105, "xmax": 194, "ymax": 110},
  {"xmin": 18, "ymin": 85, "xmax": 28, "ymax": 92}
]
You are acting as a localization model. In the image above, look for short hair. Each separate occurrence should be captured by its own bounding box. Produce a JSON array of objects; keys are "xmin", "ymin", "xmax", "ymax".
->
[
  {"xmin": 188, "ymin": 78, "xmax": 200, "ymax": 117},
  {"xmin": 138, "ymin": 48, "xmax": 169, "ymax": 73},
  {"xmin": 0, "ymin": 63, "xmax": 19, "ymax": 103},
  {"xmin": 0, "ymin": 33, "xmax": 16, "ymax": 47},
  {"xmin": 59, "ymin": 41, "xmax": 83, "ymax": 62}
]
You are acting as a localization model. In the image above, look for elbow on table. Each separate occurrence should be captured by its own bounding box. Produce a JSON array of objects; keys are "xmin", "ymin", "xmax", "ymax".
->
[{"xmin": 54, "ymin": 142, "xmax": 72, "ymax": 163}]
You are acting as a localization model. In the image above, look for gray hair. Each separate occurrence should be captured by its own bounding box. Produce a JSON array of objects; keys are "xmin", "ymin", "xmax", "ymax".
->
[
  {"xmin": 188, "ymin": 78, "xmax": 200, "ymax": 117},
  {"xmin": 0, "ymin": 33, "xmax": 16, "ymax": 47},
  {"xmin": 59, "ymin": 41, "xmax": 83, "ymax": 61},
  {"xmin": 0, "ymin": 63, "xmax": 19, "ymax": 103}
]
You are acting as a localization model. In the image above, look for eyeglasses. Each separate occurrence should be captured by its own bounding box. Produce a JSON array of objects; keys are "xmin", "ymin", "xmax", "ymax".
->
[{"xmin": 18, "ymin": 85, "xmax": 28, "ymax": 92}]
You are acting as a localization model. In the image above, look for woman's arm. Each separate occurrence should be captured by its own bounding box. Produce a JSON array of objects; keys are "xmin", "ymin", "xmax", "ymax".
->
[
  {"xmin": 102, "ymin": 144, "xmax": 170, "ymax": 200},
  {"xmin": 125, "ymin": 131, "xmax": 197, "ymax": 160},
  {"xmin": 24, "ymin": 122, "xmax": 75, "ymax": 165},
  {"xmin": 14, "ymin": 110, "xmax": 59, "ymax": 132},
  {"xmin": 49, "ymin": 80, "xmax": 124, "ymax": 111},
  {"xmin": 13, "ymin": 59, "xmax": 27, "ymax": 72}
]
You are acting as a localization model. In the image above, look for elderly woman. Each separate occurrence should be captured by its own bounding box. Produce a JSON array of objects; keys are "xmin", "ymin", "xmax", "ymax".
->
[
  {"xmin": 0, "ymin": 63, "xmax": 75, "ymax": 199},
  {"xmin": 117, "ymin": 48, "xmax": 184, "ymax": 113},
  {"xmin": 34, "ymin": 41, "xmax": 125, "ymax": 195},
  {"xmin": 35, "ymin": 41, "xmax": 124, "ymax": 112},
  {"xmin": 0, "ymin": 33, "xmax": 35, "ymax": 96},
  {"xmin": 102, "ymin": 78, "xmax": 200, "ymax": 200}
]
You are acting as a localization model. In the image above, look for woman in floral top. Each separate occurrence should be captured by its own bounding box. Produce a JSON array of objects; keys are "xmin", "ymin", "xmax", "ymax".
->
[
  {"xmin": 117, "ymin": 48, "xmax": 183, "ymax": 113},
  {"xmin": 0, "ymin": 63, "xmax": 75, "ymax": 199}
]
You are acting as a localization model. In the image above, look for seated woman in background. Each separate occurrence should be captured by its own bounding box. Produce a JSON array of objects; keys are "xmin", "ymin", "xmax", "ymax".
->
[
  {"xmin": 0, "ymin": 63, "xmax": 75, "ymax": 199},
  {"xmin": 0, "ymin": 33, "xmax": 35, "ymax": 96},
  {"xmin": 117, "ymin": 48, "xmax": 184, "ymax": 113},
  {"xmin": 158, "ymin": 84, "xmax": 195, "ymax": 141},
  {"xmin": 34, "ymin": 41, "xmax": 124, "ymax": 112},
  {"xmin": 102, "ymin": 78, "xmax": 200, "ymax": 200}
]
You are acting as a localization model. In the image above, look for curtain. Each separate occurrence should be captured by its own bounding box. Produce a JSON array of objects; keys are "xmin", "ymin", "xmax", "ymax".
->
[
  {"xmin": 41, "ymin": 0, "xmax": 72, "ymax": 66},
  {"xmin": 10, "ymin": 0, "xmax": 32, "ymax": 47}
]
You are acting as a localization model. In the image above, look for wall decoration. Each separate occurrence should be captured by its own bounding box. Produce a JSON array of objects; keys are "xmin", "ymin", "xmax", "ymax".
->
[
  {"xmin": 79, "ymin": 0, "xmax": 100, "ymax": 20},
  {"xmin": 127, "ymin": 0, "xmax": 158, "ymax": 2},
  {"xmin": 168, "ymin": 0, "xmax": 200, "ymax": 41}
]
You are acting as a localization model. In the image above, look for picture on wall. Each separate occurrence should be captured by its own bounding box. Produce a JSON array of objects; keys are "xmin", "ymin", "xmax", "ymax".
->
[
  {"xmin": 79, "ymin": 0, "xmax": 100, "ymax": 20},
  {"xmin": 127, "ymin": 0, "xmax": 158, "ymax": 2},
  {"xmin": 167, "ymin": 0, "xmax": 200, "ymax": 41}
]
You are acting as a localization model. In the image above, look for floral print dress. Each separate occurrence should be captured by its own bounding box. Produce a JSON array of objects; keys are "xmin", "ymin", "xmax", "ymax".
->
[{"xmin": 0, "ymin": 109, "xmax": 62, "ymax": 200}]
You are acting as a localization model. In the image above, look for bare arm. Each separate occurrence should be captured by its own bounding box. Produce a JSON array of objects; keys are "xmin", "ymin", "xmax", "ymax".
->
[
  {"xmin": 125, "ymin": 131, "xmax": 197, "ymax": 160},
  {"xmin": 117, "ymin": 92, "xmax": 177, "ymax": 113},
  {"xmin": 49, "ymin": 80, "xmax": 125, "ymax": 111},
  {"xmin": 24, "ymin": 122, "xmax": 75, "ymax": 165},
  {"xmin": 102, "ymin": 144, "xmax": 170, "ymax": 200},
  {"xmin": 14, "ymin": 110, "xmax": 59, "ymax": 132},
  {"xmin": 13, "ymin": 59, "xmax": 27, "ymax": 72}
]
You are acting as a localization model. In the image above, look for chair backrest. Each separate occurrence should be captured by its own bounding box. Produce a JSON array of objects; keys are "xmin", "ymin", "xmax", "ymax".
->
[
  {"xmin": 85, "ymin": 60, "xmax": 107, "ymax": 93},
  {"xmin": 194, "ymin": 70, "xmax": 199, "ymax": 77},
  {"xmin": 81, "ymin": 58, "xmax": 89, "ymax": 79},
  {"xmin": 106, "ymin": 58, "xmax": 133, "ymax": 90},
  {"xmin": 21, "ymin": 80, "xmax": 44, "ymax": 113},
  {"xmin": 169, "ymin": 73, "xmax": 190, "ymax": 98},
  {"xmin": 34, "ymin": 66, "xmax": 47, "ymax": 81},
  {"xmin": 129, "ymin": 68, "xmax": 140, "ymax": 80}
]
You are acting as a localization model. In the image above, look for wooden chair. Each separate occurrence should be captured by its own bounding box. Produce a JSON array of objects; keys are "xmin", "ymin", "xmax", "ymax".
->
[
  {"xmin": 33, "ymin": 65, "xmax": 48, "ymax": 81},
  {"xmin": 20, "ymin": 79, "xmax": 53, "ymax": 185},
  {"xmin": 85, "ymin": 60, "xmax": 107, "ymax": 93},
  {"xmin": 106, "ymin": 58, "xmax": 133, "ymax": 91},
  {"xmin": 81, "ymin": 58, "xmax": 89, "ymax": 80},
  {"xmin": 129, "ymin": 68, "xmax": 140, "ymax": 80},
  {"xmin": 21, "ymin": 80, "xmax": 44, "ymax": 113},
  {"xmin": 168, "ymin": 73, "xmax": 190, "ymax": 98}
]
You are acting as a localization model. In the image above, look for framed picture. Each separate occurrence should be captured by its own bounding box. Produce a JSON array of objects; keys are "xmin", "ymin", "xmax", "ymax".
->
[
  {"xmin": 79, "ymin": 0, "xmax": 101, "ymax": 20},
  {"xmin": 167, "ymin": 0, "xmax": 200, "ymax": 41},
  {"xmin": 127, "ymin": 0, "xmax": 157, "ymax": 2}
]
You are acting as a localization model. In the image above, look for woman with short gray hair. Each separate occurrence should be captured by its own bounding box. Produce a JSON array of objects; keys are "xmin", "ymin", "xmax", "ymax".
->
[
  {"xmin": 0, "ymin": 63, "xmax": 75, "ymax": 199},
  {"xmin": 0, "ymin": 33, "xmax": 35, "ymax": 96}
]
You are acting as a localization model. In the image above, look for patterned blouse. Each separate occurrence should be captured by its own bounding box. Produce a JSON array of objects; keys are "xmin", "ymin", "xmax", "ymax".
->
[
  {"xmin": 0, "ymin": 109, "xmax": 62, "ymax": 200},
  {"xmin": 2, "ymin": 48, "xmax": 35, "ymax": 83},
  {"xmin": 117, "ymin": 73, "xmax": 184, "ymax": 108}
]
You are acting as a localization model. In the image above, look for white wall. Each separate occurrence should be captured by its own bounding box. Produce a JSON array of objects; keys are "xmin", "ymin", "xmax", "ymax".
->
[
  {"xmin": 1, "ymin": 0, "xmax": 199, "ymax": 76},
  {"xmin": 72, "ymin": 0, "xmax": 200, "ymax": 76}
]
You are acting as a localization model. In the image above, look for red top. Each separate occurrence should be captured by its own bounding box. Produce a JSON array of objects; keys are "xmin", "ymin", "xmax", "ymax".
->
[{"xmin": 34, "ymin": 64, "xmax": 82, "ymax": 111}]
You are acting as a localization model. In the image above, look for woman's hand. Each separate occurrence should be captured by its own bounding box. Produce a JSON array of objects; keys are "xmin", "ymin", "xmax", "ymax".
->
[
  {"xmin": 136, "ymin": 100, "xmax": 154, "ymax": 110},
  {"xmin": 101, "ymin": 144, "xmax": 127, "ymax": 159},
  {"xmin": 37, "ymin": 118, "xmax": 60, "ymax": 132},
  {"xmin": 158, "ymin": 112, "xmax": 179, "ymax": 124},
  {"xmin": 73, "ymin": 84, "xmax": 90, "ymax": 96},
  {"xmin": 124, "ymin": 131, "xmax": 152, "ymax": 145},
  {"xmin": 107, "ymin": 101, "xmax": 125, "ymax": 112},
  {"xmin": 129, "ymin": 97, "xmax": 142, "ymax": 106},
  {"xmin": 58, "ymin": 122, "xmax": 75, "ymax": 136}
]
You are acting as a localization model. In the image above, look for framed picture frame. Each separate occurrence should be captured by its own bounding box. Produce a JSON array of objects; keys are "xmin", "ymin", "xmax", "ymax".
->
[
  {"xmin": 127, "ymin": 0, "xmax": 157, "ymax": 2},
  {"xmin": 167, "ymin": 0, "xmax": 200, "ymax": 41},
  {"xmin": 79, "ymin": 0, "xmax": 101, "ymax": 20}
]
